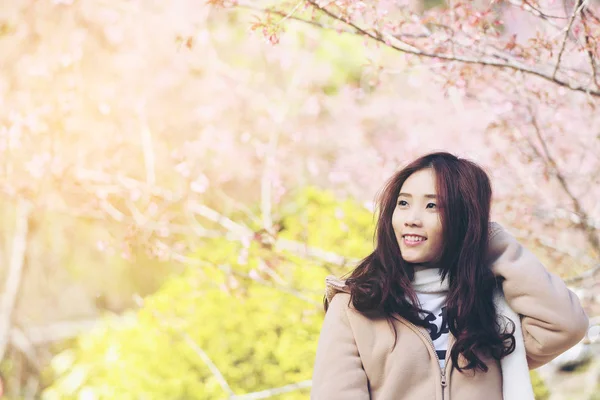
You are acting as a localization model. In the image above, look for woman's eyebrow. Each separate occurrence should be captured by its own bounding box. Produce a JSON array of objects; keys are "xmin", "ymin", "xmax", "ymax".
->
[{"xmin": 398, "ymin": 193, "xmax": 437, "ymax": 198}]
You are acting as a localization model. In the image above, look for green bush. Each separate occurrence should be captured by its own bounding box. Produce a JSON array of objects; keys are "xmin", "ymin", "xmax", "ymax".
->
[
  {"xmin": 530, "ymin": 370, "xmax": 550, "ymax": 400},
  {"xmin": 41, "ymin": 188, "xmax": 373, "ymax": 399}
]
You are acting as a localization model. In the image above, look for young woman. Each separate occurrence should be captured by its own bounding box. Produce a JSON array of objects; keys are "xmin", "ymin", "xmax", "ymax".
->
[{"xmin": 311, "ymin": 152, "xmax": 589, "ymax": 400}]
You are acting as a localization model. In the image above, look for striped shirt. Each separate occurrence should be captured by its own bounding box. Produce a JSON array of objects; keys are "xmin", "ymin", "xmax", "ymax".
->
[{"xmin": 416, "ymin": 291, "xmax": 449, "ymax": 368}]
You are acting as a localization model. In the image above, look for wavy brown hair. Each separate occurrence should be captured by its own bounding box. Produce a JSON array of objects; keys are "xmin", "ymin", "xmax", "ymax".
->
[{"xmin": 325, "ymin": 152, "xmax": 515, "ymax": 373}]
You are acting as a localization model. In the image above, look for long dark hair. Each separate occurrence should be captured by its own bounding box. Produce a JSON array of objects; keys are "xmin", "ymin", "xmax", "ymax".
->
[{"xmin": 326, "ymin": 152, "xmax": 515, "ymax": 373}]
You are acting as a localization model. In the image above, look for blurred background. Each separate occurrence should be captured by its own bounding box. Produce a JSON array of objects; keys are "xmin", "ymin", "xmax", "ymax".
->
[{"xmin": 0, "ymin": 0, "xmax": 599, "ymax": 398}]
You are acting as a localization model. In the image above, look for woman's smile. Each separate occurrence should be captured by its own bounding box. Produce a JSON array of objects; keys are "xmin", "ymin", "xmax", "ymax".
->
[{"xmin": 402, "ymin": 235, "xmax": 427, "ymax": 247}]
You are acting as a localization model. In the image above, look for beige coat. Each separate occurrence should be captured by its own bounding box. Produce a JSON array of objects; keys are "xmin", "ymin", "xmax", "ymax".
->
[{"xmin": 311, "ymin": 226, "xmax": 589, "ymax": 400}]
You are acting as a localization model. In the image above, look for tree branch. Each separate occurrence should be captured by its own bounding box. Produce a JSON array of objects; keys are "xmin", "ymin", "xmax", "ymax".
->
[
  {"xmin": 520, "ymin": 0, "xmax": 569, "ymax": 19},
  {"xmin": 99, "ymin": 199, "xmax": 126, "ymax": 222},
  {"xmin": 142, "ymin": 301, "xmax": 236, "ymax": 397},
  {"xmin": 527, "ymin": 107, "xmax": 600, "ymax": 253},
  {"xmin": 277, "ymin": 0, "xmax": 305, "ymax": 25},
  {"xmin": 230, "ymin": 380, "xmax": 312, "ymax": 399},
  {"xmin": 188, "ymin": 202, "xmax": 254, "ymax": 237},
  {"xmin": 565, "ymin": 263, "xmax": 600, "ymax": 284},
  {"xmin": 582, "ymin": 9, "xmax": 600, "ymax": 88},
  {"xmin": 187, "ymin": 200, "xmax": 359, "ymax": 267},
  {"xmin": 181, "ymin": 332, "xmax": 235, "ymax": 397},
  {"xmin": 261, "ymin": 129, "xmax": 280, "ymax": 234},
  {"xmin": 235, "ymin": 1, "xmax": 427, "ymax": 39},
  {"xmin": 8, "ymin": 327, "xmax": 41, "ymax": 372},
  {"xmin": 167, "ymin": 250, "xmax": 322, "ymax": 306},
  {"xmin": 586, "ymin": 7, "xmax": 600, "ymax": 24},
  {"xmin": 230, "ymin": 0, "xmax": 600, "ymax": 97},
  {"xmin": 275, "ymin": 238, "xmax": 358, "ymax": 266},
  {"xmin": 535, "ymin": 231, "xmax": 596, "ymax": 266},
  {"xmin": 0, "ymin": 199, "xmax": 32, "ymax": 360},
  {"xmin": 553, "ymin": 0, "xmax": 588, "ymax": 79},
  {"xmin": 79, "ymin": 171, "xmax": 359, "ymax": 270}
]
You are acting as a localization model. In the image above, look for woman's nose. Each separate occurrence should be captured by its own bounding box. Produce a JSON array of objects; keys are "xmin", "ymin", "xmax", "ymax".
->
[{"xmin": 404, "ymin": 211, "xmax": 423, "ymax": 227}]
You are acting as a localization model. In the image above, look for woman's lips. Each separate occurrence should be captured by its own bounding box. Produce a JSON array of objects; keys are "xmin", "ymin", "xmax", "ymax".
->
[{"xmin": 403, "ymin": 237, "xmax": 427, "ymax": 247}]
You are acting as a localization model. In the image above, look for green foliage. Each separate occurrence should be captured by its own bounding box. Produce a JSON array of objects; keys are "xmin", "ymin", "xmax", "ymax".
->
[
  {"xmin": 310, "ymin": 30, "xmax": 368, "ymax": 94},
  {"xmin": 279, "ymin": 187, "xmax": 374, "ymax": 260},
  {"xmin": 43, "ymin": 269, "xmax": 323, "ymax": 400},
  {"xmin": 424, "ymin": 0, "xmax": 446, "ymax": 9},
  {"xmin": 205, "ymin": 6, "xmax": 370, "ymax": 95},
  {"xmin": 530, "ymin": 370, "xmax": 550, "ymax": 400},
  {"xmin": 591, "ymin": 385, "xmax": 600, "ymax": 400},
  {"xmin": 41, "ymin": 187, "xmax": 375, "ymax": 399}
]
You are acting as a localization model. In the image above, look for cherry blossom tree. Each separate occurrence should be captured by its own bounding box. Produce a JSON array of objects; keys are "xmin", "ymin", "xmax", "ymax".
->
[
  {"xmin": 0, "ymin": 0, "xmax": 599, "ymax": 396},
  {"xmin": 220, "ymin": 0, "xmax": 600, "ymax": 276}
]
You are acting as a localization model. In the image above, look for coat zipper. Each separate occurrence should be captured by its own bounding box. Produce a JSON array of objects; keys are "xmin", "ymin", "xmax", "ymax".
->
[
  {"xmin": 403, "ymin": 320, "xmax": 451, "ymax": 400},
  {"xmin": 326, "ymin": 282, "xmax": 453, "ymax": 398}
]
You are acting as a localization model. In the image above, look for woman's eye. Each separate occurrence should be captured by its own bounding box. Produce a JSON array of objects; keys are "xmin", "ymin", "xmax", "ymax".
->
[
  {"xmin": 398, "ymin": 200, "xmax": 408, "ymax": 206},
  {"xmin": 426, "ymin": 203, "xmax": 437, "ymax": 209}
]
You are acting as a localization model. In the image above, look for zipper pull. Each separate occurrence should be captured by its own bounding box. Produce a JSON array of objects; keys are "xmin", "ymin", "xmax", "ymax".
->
[{"xmin": 441, "ymin": 373, "xmax": 447, "ymax": 400}]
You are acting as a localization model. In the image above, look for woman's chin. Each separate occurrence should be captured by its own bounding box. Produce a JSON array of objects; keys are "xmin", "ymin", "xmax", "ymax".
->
[
  {"xmin": 403, "ymin": 257, "xmax": 424, "ymax": 264},
  {"xmin": 402, "ymin": 255, "xmax": 434, "ymax": 265}
]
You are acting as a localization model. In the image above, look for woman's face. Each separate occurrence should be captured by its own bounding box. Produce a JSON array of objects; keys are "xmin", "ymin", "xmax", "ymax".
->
[{"xmin": 392, "ymin": 168, "xmax": 444, "ymax": 267}]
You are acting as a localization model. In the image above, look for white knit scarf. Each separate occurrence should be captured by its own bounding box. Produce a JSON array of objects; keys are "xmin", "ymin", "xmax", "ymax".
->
[{"xmin": 413, "ymin": 267, "xmax": 535, "ymax": 400}]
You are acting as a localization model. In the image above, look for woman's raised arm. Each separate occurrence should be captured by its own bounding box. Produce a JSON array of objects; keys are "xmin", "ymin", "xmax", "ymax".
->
[{"xmin": 487, "ymin": 223, "xmax": 589, "ymax": 369}]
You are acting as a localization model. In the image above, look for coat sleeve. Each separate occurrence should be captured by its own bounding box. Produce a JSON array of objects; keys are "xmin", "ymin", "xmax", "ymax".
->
[
  {"xmin": 486, "ymin": 223, "xmax": 589, "ymax": 369},
  {"xmin": 311, "ymin": 293, "xmax": 370, "ymax": 400}
]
